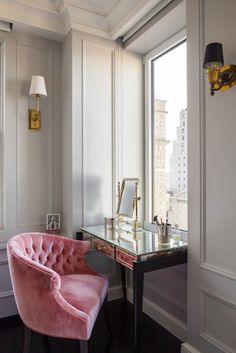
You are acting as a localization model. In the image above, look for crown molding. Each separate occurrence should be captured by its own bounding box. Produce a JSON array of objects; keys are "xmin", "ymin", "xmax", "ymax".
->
[
  {"xmin": 0, "ymin": 0, "xmax": 65, "ymax": 35},
  {"xmin": 0, "ymin": 0, "xmax": 164, "ymax": 41},
  {"xmin": 64, "ymin": 3, "xmax": 110, "ymax": 38}
]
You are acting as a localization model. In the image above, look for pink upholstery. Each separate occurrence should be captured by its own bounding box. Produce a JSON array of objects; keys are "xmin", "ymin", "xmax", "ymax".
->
[{"xmin": 7, "ymin": 232, "xmax": 108, "ymax": 340}]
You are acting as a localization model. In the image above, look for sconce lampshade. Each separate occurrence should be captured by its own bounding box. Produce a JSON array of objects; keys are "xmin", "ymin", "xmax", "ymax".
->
[
  {"xmin": 203, "ymin": 42, "xmax": 224, "ymax": 69},
  {"xmin": 29, "ymin": 75, "xmax": 47, "ymax": 97}
]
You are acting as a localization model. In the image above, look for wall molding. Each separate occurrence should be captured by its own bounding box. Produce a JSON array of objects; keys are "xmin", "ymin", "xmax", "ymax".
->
[
  {"xmin": 181, "ymin": 343, "xmax": 203, "ymax": 353},
  {"xmin": 127, "ymin": 287, "xmax": 187, "ymax": 341},
  {"xmin": 108, "ymin": 285, "xmax": 123, "ymax": 302},
  {"xmin": 0, "ymin": 241, "xmax": 7, "ymax": 250},
  {"xmin": 0, "ymin": 40, "xmax": 6, "ymax": 232},
  {"xmin": 0, "ymin": 290, "xmax": 13, "ymax": 299},
  {"xmin": 201, "ymin": 262, "xmax": 236, "ymax": 281},
  {"xmin": 16, "ymin": 41, "xmax": 53, "ymax": 228},
  {"xmin": 145, "ymin": 279, "xmax": 187, "ymax": 311},
  {"xmin": 200, "ymin": 289, "xmax": 236, "ymax": 353},
  {"xmin": 200, "ymin": 333, "xmax": 235, "ymax": 353}
]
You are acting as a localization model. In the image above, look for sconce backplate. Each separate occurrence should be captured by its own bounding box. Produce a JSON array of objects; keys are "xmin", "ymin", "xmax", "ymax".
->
[
  {"xmin": 213, "ymin": 64, "xmax": 236, "ymax": 92},
  {"xmin": 29, "ymin": 110, "xmax": 41, "ymax": 130}
]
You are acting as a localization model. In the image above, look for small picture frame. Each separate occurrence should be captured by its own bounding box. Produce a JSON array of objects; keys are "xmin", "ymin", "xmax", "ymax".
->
[{"xmin": 46, "ymin": 214, "xmax": 60, "ymax": 231}]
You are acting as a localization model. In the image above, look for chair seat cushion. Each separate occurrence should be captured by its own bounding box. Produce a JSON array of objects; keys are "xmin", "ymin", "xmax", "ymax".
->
[{"xmin": 60, "ymin": 274, "xmax": 108, "ymax": 329}]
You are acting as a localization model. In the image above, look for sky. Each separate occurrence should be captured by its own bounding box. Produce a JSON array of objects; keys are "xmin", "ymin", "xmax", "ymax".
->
[
  {"xmin": 154, "ymin": 41, "xmax": 187, "ymax": 140},
  {"xmin": 153, "ymin": 41, "xmax": 187, "ymax": 170}
]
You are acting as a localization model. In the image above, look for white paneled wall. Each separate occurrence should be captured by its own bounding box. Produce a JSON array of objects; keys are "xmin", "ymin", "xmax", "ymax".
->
[
  {"xmin": 183, "ymin": 0, "xmax": 236, "ymax": 352},
  {"xmin": 62, "ymin": 30, "xmax": 122, "ymax": 298},
  {"xmin": 0, "ymin": 32, "xmax": 62, "ymax": 318},
  {"xmin": 62, "ymin": 30, "xmax": 120, "ymax": 234}
]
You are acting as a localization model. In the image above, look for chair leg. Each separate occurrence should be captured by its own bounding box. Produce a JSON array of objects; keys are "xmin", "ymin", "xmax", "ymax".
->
[
  {"xmin": 79, "ymin": 340, "xmax": 89, "ymax": 353},
  {"xmin": 103, "ymin": 295, "xmax": 113, "ymax": 338},
  {"xmin": 22, "ymin": 326, "xmax": 31, "ymax": 353},
  {"xmin": 43, "ymin": 335, "xmax": 50, "ymax": 353}
]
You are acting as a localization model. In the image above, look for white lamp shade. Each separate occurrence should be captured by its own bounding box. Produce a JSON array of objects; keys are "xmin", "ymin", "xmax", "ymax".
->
[{"xmin": 29, "ymin": 75, "xmax": 47, "ymax": 97}]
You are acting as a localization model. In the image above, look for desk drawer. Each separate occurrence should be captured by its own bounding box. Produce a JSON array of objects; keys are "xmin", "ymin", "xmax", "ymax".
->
[
  {"xmin": 93, "ymin": 239, "xmax": 115, "ymax": 260},
  {"xmin": 116, "ymin": 248, "xmax": 137, "ymax": 270}
]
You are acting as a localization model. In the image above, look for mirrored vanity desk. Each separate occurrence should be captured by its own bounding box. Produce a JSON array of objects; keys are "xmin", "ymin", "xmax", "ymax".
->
[{"xmin": 80, "ymin": 225, "xmax": 187, "ymax": 353}]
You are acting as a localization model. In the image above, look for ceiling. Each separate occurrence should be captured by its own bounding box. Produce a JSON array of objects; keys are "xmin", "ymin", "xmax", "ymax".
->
[
  {"xmin": 63, "ymin": 0, "xmax": 121, "ymax": 16},
  {"xmin": 0, "ymin": 0, "xmax": 128, "ymax": 39},
  {"xmin": 0, "ymin": 0, "xmax": 183, "ymax": 45}
]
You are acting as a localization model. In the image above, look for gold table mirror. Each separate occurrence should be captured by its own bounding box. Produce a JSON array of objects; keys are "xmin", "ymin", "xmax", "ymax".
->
[{"xmin": 116, "ymin": 178, "xmax": 141, "ymax": 231}]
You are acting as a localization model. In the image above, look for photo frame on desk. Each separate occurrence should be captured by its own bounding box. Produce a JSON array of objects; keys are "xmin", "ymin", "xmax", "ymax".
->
[{"xmin": 46, "ymin": 214, "xmax": 60, "ymax": 232}]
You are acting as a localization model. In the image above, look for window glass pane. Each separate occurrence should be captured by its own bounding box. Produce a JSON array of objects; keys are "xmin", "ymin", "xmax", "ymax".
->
[{"xmin": 152, "ymin": 41, "xmax": 187, "ymax": 230}]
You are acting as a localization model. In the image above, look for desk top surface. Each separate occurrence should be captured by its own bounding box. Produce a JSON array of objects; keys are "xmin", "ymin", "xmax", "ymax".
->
[{"xmin": 81, "ymin": 225, "xmax": 187, "ymax": 258}]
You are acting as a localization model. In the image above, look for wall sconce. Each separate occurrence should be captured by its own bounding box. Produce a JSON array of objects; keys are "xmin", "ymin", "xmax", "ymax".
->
[
  {"xmin": 203, "ymin": 42, "xmax": 236, "ymax": 96},
  {"xmin": 29, "ymin": 75, "xmax": 47, "ymax": 130}
]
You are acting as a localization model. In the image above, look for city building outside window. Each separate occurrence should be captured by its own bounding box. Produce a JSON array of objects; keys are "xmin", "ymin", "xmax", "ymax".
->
[{"xmin": 144, "ymin": 32, "xmax": 187, "ymax": 233}]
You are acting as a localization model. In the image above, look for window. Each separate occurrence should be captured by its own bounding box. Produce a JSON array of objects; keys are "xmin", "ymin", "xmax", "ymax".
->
[{"xmin": 144, "ymin": 32, "xmax": 187, "ymax": 232}]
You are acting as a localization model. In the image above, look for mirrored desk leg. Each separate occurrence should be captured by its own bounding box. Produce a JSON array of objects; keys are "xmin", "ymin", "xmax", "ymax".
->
[
  {"xmin": 120, "ymin": 264, "xmax": 127, "ymax": 302},
  {"xmin": 133, "ymin": 263, "xmax": 144, "ymax": 353}
]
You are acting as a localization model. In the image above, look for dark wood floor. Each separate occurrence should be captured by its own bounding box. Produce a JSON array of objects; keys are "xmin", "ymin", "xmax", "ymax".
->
[{"xmin": 0, "ymin": 299, "xmax": 181, "ymax": 353}]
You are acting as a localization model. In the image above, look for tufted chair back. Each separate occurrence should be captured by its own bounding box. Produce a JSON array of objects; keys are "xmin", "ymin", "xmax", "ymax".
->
[
  {"xmin": 8, "ymin": 232, "xmax": 90, "ymax": 276},
  {"xmin": 7, "ymin": 232, "xmax": 108, "ymax": 342}
]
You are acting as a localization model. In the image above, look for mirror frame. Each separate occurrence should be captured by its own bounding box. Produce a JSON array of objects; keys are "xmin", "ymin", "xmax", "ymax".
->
[{"xmin": 116, "ymin": 178, "xmax": 139, "ymax": 219}]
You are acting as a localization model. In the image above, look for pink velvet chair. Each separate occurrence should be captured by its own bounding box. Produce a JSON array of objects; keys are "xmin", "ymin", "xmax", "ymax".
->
[{"xmin": 7, "ymin": 232, "xmax": 109, "ymax": 353}]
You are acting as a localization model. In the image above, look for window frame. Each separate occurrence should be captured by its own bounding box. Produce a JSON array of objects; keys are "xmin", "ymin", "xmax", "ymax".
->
[{"xmin": 143, "ymin": 29, "xmax": 187, "ymax": 239}]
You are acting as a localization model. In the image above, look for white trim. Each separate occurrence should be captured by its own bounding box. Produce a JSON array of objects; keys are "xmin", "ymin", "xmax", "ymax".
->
[
  {"xmin": 199, "ymin": 289, "xmax": 236, "ymax": 353},
  {"xmin": 0, "ymin": 241, "xmax": 7, "ymax": 250},
  {"xmin": 144, "ymin": 29, "xmax": 186, "ymax": 229},
  {"xmin": 0, "ymin": 40, "xmax": 6, "ymax": 232},
  {"xmin": 201, "ymin": 262, "xmax": 236, "ymax": 281},
  {"xmin": 108, "ymin": 285, "xmax": 123, "ymax": 302},
  {"xmin": 181, "ymin": 343, "xmax": 203, "ymax": 353},
  {"xmin": 0, "ymin": 290, "xmax": 14, "ymax": 299},
  {"xmin": 145, "ymin": 280, "xmax": 187, "ymax": 311},
  {"xmin": 127, "ymin": 287, "xmax": 187, "ymax": 341},
  {"xmin": 200, "ymin": 333, "xmax": 235, "ymax": 353},
  {"xmin": 121, "ymin": 0, "xmax": 174, "ymax": 43},
  {"xmin": 70, "ymin": 22, "xmax": 110, "ymax": 40}
]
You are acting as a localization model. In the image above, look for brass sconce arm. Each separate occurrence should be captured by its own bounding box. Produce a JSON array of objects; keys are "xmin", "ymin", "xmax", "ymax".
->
[{"xmin": 207, "ymin": 65, "xmax": 236, "ymax": 96}]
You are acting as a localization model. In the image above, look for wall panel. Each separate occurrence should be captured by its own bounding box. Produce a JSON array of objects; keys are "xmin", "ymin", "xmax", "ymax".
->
[
  {"xmin": 201, "ymin": 291, "xmax": 236, "ymax": 353},
  {"xmin": 82, "ymin": 40, "xmax": 114, "ymax": 225},
  {"xmin": 184, "ymin": 0, "xmax": 236, "ymax": 352},
  {"xmin": 16, "ymin": 42, "xmax": 52, "ymax": 227},
  {"xmin": 0, "ymin": 32, "xmax": 61, "ymax": 318}
]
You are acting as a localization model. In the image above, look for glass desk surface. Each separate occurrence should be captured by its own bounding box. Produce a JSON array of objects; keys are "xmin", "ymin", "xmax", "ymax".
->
[{"xmin": 81, "ymin": 225, "xmax": 187, "ymax": 258}]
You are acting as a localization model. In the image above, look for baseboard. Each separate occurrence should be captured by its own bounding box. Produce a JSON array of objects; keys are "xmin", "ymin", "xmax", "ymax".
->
[
  {"xmin": 127, "ymin": 287, "xmax": 187, "ymax": 342},
  {"xmin": 0, "ymin": 292, "xmax": 18, "ymax": 318},
  {"xmin": 108, "ymin": 285, "xmax": 123, "ymax": 301},
  {"xmin": 181, "ymin": 343, "xmax": 203, "ymax": 353}
]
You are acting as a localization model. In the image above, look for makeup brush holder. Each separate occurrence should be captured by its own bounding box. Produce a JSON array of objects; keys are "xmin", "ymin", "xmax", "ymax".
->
[{"xmin": 157, "ymin": 224, "xmax": 172, "ymax": 244}]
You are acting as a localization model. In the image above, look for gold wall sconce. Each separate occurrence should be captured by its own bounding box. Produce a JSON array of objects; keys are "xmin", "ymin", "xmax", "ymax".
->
[
  {"xmin": 29, "ymin": 75, "xmax": 47, "ymax": 130},
  {"xmin": 203, "ymin": 42, "xmax": 236, "ymax": 96}
]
